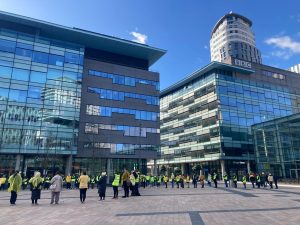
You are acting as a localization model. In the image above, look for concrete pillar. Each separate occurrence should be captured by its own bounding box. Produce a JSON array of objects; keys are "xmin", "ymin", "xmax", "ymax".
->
[
  {"xmin": 153, "ymin": 160, "xmax": 157, "ymax": 176},
  {"xmin": 65, "ymin": 155, "xmax": 73, "ymax": 176},
  {"xmin": 106, "ymin": 158, "xmax": 112, "ymax": 184},
  {"xmin": 220, "ymin": 160, "xmax": 225, "ymax": 180},
  {"xmin": 181, "ymin": 163, "xmax": 185, "ymax": 175},
  {"xmin": 247, "ymin": 161, "xmax": 251, "ymax": 174},
  {"xmin": 15, "ymin": 154, "xmax": 23, "ymax": 171},
  {"xmin": 138, "ymin": 158, "xmax": 142, "ymax": 171},
  {"xmin": 200, "ymin": 169, "xmax": 203, "ymax": 176}
]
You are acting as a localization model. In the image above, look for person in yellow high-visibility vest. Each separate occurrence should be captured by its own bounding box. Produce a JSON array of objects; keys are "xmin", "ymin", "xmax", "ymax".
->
[
  {"xmin": 8, "ymin": 171, "xmax": 22, "ymax": 205},
  {"xmin": 242, "ymin": 175, "xmax": 247, "ymax": 189},
  {"xmin": 66, "ymin": 174, "xmax": 71, "ymax": 189},
  {"xmin": 163, "ymin": 175, "xmax": 169, "ymax": 188},
  {"xmin": 186, "ymin": 175, "xmax": 190, "ymax": 188},
  {"xmin": 0, "ymin": 175, "xmax": 7, "ymax": 191},
  {"xmin": 176, "ymin": 175, "xmax": 180, "ymax": 188},
  {"xmin": 112, "ymin": 172, "xmax": 120, "ymax": 199}
]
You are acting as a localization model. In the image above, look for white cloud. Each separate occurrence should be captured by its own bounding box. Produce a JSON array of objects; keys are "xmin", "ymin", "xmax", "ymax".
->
[
  {"xmin": 271, "ymin": 50, "xmax": 293, "ymax": 60},
  {"xmin": 204, "ymin": 45, "xmax": 208, "ymax": 49},
  {"xmin": 265, "ymin": 35, "xmax": 300, "ymax": 60},
  {"xmin": 130, "ymin": 31, "xmax": 148, "ymax": 44}
]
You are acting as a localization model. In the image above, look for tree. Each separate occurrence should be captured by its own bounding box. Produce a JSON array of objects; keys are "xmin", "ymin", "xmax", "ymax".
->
[
  {"xmin": 192, "ymin": 164, "xmax": 202, "ymax": 174},
  {"xmin": 160, "ymin": 165, "xmax": 167, "ymax": 175},
  {"xmin": 174, "ymin": 167, "xmax": 182, "ymax": 176}
]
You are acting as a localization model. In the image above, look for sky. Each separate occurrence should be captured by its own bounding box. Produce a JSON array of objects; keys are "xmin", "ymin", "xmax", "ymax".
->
[{"xmin": 1, "ymin": 0, "xmax": 300, "ymax": 90}]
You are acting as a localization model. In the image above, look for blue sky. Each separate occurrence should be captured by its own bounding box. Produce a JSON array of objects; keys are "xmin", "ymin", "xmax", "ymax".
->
[{"xmin": 1, "ymin": 0, "xmax": 300, "ymax": 90}]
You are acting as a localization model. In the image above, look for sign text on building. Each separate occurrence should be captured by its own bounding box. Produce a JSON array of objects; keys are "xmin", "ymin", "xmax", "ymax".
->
[{"xmin": 234, "ymin": 59, "xmax": 252, "ymax": 68}]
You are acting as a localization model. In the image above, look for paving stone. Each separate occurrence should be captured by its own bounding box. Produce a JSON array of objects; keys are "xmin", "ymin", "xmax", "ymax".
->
[{"xmin": 0, "ymin": 184, "xmax": 300, "ymax": 225}]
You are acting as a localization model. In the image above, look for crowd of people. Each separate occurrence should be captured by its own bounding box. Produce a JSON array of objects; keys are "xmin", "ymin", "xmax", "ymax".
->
[{"xmin": 0, "ymin": 169, "xmax": 279, "ymax": 206}]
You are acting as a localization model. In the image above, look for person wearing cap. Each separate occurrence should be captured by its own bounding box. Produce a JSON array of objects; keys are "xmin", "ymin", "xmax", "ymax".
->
[{"xmin": 98, "ymin": 172, "xmax": 107, "ymax": 201}]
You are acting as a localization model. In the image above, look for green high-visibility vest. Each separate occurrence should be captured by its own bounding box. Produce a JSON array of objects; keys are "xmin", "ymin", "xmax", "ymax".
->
[
  {"xmin": 223, "ymin": 175, "xmax": 228, "ymax": 180},
  {"xmin": 112, "ymin": 174, "xmax": 120, "ymax": 187},
  {"xmin": 242, "ymin": 176, "xmax": 247, "ymax": 183},
  {"xmin": 233, "ymin": 176, "xmax": 237, "ymax": 181},
  {"xmin": 135, "ymin": 175, "xmax": 140, "ymax": 183},
  {"xmin": 256, "ymin": 175, "xmax": 261, "ymax": 182}
]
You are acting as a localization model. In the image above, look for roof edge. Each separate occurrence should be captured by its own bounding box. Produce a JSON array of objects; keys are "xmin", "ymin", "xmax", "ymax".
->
[
  {"xmin": 160, "ymin": 61, "xmax": 255, "ymax": 97},
  {"xmin": 211, "ymin": 12, "xmax": 252, "ymax": 38}
]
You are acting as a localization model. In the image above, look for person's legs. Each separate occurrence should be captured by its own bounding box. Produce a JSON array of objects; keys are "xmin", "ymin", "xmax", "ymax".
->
[
  {"xmin": 125, "ymin": 184, "xmax": 129, "ymax": 197},
  {"xmin": 55, "ymin": 192, "xmax": 60, "ymax": 204},
  {"xmin": 11, "ymin": 191, "xmax": 17, "ymax": 204},
  {"xmin": 80, "ymin": 189, "xmax": 83, "ymax": 202},
  {"xmin": 51, "ymin": 191, "xmax": 55, "ymax": 204},
  {"xmin": 136, "ymin": 184, "xmax": 140, "ymax": 196},
  {"xmin": 10, "ymin": 191, "xmax": 13, "ymax": 204},
  {"xmin": 83, "ymin": 188, "xmax": 87, "ymax": 202},
  {"xmin": 113, "ymin": 186, "xmax": 116, "ymax": 198}
]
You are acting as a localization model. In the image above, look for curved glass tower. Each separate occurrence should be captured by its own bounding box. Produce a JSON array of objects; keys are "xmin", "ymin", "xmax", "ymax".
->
[{"xmin": 210, "ymin": 12, "xmax": 262, "ymax": 64}]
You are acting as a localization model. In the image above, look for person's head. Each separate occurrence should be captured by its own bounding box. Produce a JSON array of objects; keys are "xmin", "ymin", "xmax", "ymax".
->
[
  {"xmin": 101, "ymin": 172, "xmax": 106, "ymax": 176},
  {"xmin": 56, "ymin": 171, "xmax": 60, "ymax": 175},
  {"xmin": 82, "ymin": 171, "xmax": 86, "ymax": 175},
  {"xmin": 34, "ymin": 171, "xmax": 41, "ymax": 177},
  {"xmin": 123, "ymin": 168, "xmax": 127, "ymax": 172}
]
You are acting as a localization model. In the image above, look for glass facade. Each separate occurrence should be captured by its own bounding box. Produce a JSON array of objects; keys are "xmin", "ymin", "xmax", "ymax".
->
[
  {"xmin": 252, "ymin": 113, "xmax": 300, "ymax": 178},
  {"xmin": 86, "ymin": 105, "xmax": 158, "ymax": 121},
  {"xmin": 72, "ymin": 158, "xmax": 147, "ymax": 180},
  {"xmin": 84, "ymin": 123, "xmax": 159, "ymax": 137},
  {"xmin": 159, "ymin": 63, "xmax": 300, "ymax": 177},
  {"xmin": 0, "ymin": 28, "xmax": 83, "ymax": 156},
  {"xmin": 89, "ymin": 69, "xmax": 159, "ymax": 90},
  {"xmin": 0, "ymin": 11, "xmax": 164, "ymax": 177},
  {"xmin": 87, "ymin": 87, "xmax": 159, "ymax": 105}
]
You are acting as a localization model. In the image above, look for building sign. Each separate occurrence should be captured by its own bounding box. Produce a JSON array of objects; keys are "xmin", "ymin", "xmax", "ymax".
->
[{"xmin": 234, "ymin": 59, "xmax": 252, "ymax": 69}]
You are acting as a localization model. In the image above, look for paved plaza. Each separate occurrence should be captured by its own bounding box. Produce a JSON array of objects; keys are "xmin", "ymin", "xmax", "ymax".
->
[{"xmin": 1, "ymin": 183, "xmax": 300, "ymax": 225}]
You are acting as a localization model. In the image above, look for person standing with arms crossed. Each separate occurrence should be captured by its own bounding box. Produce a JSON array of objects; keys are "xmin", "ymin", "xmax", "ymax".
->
[{"xmin": 78, "ymin": 171, "xmax": 90, "ymax": 203}]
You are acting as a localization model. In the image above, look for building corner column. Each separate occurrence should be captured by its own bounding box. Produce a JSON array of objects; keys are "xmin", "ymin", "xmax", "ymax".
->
[
  {"xmin": 106, "ymin": 158, "xmax": 112, "ymax": 184},
  {"xmin": 181, "ymin": 163, "xmax": 185, "ymax": 175},
  {"xmin": 153, "ymin": 160, "xmax": 157, "ymax": 176},
  {"xmin": 220, "ymin": 160, "xmax": 225, "ymax": 180},
  {"xmin": 247, "ymin": 160, "xmax": 251, "ymax": 174},
  {"xmin": 65, "ymin": 155, "xmax": 73, "ymax": 176},
  {"xmin": 15, "ymin": 154, "xmax": 23, "ymax": 171}
]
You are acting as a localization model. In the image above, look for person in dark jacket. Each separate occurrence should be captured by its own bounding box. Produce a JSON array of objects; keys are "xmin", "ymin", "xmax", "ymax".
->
[
  {"xmin": 274, "ymin": 174, "xmax": 279, "ymax": 189},
  {"xmin": 192, "ymin": 174, "xmax": 198, "ymax": 188},
  {"xmin": 98, "ymin": 172, "xmax": 107, "ymax": 201}
]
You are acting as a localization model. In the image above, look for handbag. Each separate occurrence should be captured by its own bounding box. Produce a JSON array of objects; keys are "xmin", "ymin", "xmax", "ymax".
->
[{"xmin": 49, "ymin": 183, "xmax": 56, "ymax": 190}]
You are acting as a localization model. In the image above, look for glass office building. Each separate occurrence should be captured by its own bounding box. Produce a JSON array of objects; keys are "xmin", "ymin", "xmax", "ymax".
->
[
  {"xmin": 252, "ymin": 113, "xmax": 300, "ymax": 179},
  {"xmin": 159, "ymin": 59, "xmax": 300, "ymax": 178},
  {"xmin": 0, "ymin": 11, "xmax": 165, "ymax": 178},
  {"xmin": 0, "ymin": 25, "xmax": 83, "ymax": 176}
]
